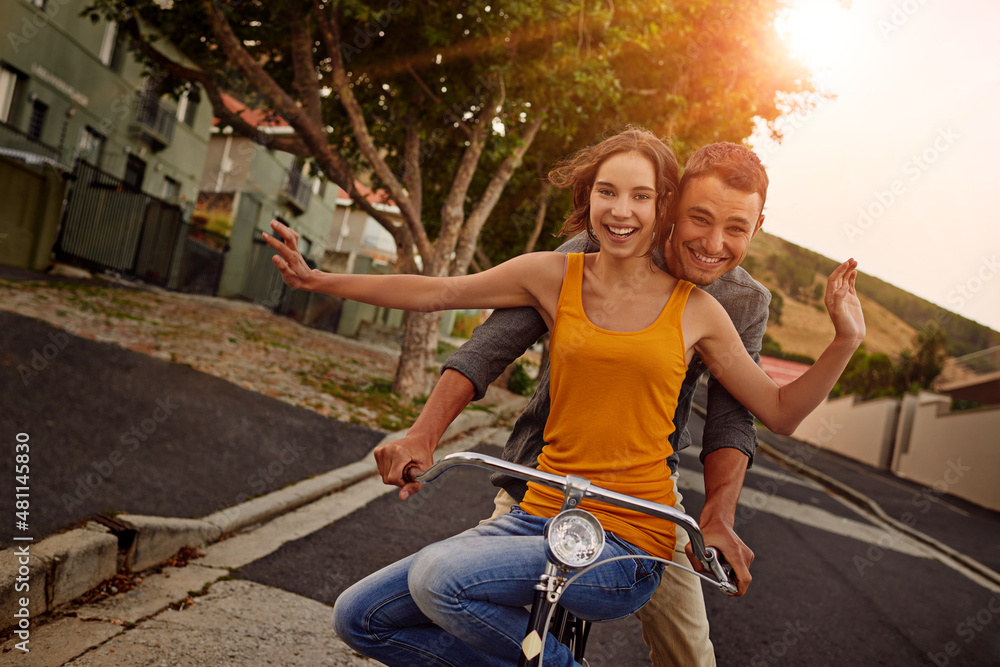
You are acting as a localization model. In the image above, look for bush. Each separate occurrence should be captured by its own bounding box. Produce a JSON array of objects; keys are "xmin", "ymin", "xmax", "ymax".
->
[
  {"xmin": 507, "ymin": 360, "xmax": 539, "ymax": 397},
  {"xmin": 450, "ymin": 312, "xmax": 482, "ymax": 339}
]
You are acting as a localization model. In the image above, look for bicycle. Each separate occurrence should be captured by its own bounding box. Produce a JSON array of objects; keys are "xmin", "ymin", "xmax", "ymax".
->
[{"xmin": 406, "ymin": 450, "xmax": 737, "ymax": 667}]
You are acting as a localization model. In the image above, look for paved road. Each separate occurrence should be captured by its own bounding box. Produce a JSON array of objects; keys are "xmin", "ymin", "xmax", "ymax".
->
[
  {"xmin": 0, "ymin": 310, "xmax": 385, "ymax": 546},
  {"xmin": 236, "ymin": 417, "xmax": 1000, "ymax": 666}
]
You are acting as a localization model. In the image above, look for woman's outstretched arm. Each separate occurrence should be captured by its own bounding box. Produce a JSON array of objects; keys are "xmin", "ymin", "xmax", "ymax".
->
[
  {"xmin": 690, "ymin": 259, "xmax": 865, "ymax": 435},
  {"xmin": 264, "ymin": 220, "xmax": 561, "ymax": 321}
]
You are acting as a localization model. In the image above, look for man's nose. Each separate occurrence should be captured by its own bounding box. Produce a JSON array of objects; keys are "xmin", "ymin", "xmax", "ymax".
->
[{"xmin": 703, "ymin": 227, "xmax": 724, "ymax": 253}]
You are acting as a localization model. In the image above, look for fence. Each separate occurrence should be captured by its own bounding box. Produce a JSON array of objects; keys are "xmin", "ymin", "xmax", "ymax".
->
[
  {"xmin": 239, "ymin": 231, "xmax": 288, "ymax": 307},
  {"xmin": 177, "ymin": 227, "xmax": 228, "ymax": 296},
  {"xmin": 53, "ymin": 160, "xmax": 183, "ymax": 287}
]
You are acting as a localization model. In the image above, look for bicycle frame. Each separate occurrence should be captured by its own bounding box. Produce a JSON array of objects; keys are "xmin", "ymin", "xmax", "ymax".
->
[{"xmin": 410, "ymin": 451, "xmax": 737, "ymax": 667}]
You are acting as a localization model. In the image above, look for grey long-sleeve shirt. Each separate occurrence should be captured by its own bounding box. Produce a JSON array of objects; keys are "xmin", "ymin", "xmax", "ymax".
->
[{"xmin": 442, "ymin": 235, "xmax": 771, "ymax": 502}]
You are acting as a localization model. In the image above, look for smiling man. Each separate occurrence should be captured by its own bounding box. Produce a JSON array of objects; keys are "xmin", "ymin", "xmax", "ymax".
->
[{"xmin": 375, "ymin": 142, "xmax": 770, "ymax": 667}]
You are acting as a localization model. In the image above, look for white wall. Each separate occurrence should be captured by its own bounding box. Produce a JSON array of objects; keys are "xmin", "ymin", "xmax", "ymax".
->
[
  {"xmin": 791, "ymin": 391, "xmax": 1000, "ymax": 512},
  {"xmin": 791, "ymin": 395, "xmax": 899, "ymax": 469},
  {"xmin": 893, "ymin": 394, "xmax": 1000, "ymax": 512}
]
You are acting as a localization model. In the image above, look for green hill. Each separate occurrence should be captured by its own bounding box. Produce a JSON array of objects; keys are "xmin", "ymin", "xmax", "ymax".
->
[{"xmin": 741, "ymin": 231, "xmax": 1000, "ymax": 361}]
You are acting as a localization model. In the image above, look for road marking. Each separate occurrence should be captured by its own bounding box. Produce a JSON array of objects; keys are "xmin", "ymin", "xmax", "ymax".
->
[{"xmin": 677, "ymin": 472, "xmax": 934, "ymax": 559}]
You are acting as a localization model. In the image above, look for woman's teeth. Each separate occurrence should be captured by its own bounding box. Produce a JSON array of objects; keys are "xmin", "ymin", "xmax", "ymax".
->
[{"xmin": 607, "ymin": 226, "xmax": 637, "ymax": 239}]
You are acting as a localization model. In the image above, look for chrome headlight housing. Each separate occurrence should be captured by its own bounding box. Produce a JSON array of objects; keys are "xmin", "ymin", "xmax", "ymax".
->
[{"xmin": 545, "ymin": 509, "xmax": 605, "ymax": 568}]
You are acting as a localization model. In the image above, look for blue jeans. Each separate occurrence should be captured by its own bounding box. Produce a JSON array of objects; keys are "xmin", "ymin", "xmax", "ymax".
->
[{"xmin": 333, "ymin": 508, "xmax": 663, "ymax": 666}]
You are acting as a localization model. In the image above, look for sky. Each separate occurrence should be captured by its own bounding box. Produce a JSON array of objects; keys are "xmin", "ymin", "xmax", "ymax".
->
[{"xmin": 748, "ymin": 0, "xmax": 1000, "ymax": 337}]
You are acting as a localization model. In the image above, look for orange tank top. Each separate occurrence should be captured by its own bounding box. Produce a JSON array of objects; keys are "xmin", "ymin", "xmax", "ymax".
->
[{"xmin": 519, "ymin": 253, "xmax": 694, "ymax": 559}]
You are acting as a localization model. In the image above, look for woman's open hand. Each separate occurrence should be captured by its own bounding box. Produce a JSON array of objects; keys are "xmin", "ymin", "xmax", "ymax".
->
[
  {"xmin": 825, "ymin": 258, "xmax": 866, "ymax": 347},
  {"xmin": 263, "ymin": 219, "xmax": 315, "ymax": 291}
]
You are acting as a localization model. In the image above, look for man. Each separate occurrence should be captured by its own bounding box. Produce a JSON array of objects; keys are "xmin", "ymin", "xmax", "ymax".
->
[{"xmin": 375, "ymin": 142, "xmax": 770, "ymax": 667}]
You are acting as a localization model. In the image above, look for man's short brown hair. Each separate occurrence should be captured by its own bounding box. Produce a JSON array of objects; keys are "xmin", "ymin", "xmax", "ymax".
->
[{"xmin": 680, "ymin": 143, "xmax": 768, "ymax": 214}]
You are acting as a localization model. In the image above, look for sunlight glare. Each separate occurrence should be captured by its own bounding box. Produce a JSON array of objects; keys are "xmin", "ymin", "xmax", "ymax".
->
[{"xmin": 776, "ymin": 0, "xmax": 856, "ymax": 74}]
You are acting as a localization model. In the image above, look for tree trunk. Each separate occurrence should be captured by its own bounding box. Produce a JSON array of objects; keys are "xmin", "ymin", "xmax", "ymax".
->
[{"xmin": 392, "ymin": 310, "xmax": 445, "ymax": 400}]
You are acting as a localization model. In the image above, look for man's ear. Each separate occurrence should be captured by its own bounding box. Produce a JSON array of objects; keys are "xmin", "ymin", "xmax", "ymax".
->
[{"xmin": 752, "ymin": 214, "xmax": 765, "ymax": 237}]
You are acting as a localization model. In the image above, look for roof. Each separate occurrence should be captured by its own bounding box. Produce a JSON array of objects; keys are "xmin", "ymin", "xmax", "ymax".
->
[
  {"xmin": 337, "ymin": 182, "xmax": 398, "ymax": 209},
  {"xmin": 214, "ymin": 93, "xmax": 290, "ymax": 129},
  {"xmin": 759, "ymin": 356, "xmax": 812, "ymax": 387}
]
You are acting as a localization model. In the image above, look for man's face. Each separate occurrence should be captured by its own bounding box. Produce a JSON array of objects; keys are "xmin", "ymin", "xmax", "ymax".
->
[{"xmin": 664, "ymin": 174, "xmax": 765, "ymax": 286}]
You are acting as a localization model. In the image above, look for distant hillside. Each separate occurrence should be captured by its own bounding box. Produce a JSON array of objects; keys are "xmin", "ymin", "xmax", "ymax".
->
[{"xmin": 741, "ymin": 231, "xmax": 1000, "ymax": 361}]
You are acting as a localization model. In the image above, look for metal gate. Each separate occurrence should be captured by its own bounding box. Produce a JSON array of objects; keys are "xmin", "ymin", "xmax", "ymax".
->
[
  {"xmin": 53, "ymin": 160, "xmax": 184, "ymax": 286},
  {"xmin": 239, "ymin": 230, "xmax": 287, "ymax": 307}
]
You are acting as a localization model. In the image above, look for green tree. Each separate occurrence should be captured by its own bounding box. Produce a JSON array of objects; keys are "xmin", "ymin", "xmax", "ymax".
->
[
  {"xmin": 87, "ymin": 0, "xmax": 814, "ymax": 399},
  {"xmin": 832, "ymin": 327, "xmax": 946, "ymax": 400}
]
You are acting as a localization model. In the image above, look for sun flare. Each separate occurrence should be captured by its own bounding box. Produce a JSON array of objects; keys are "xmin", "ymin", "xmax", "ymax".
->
[{"xmin": 776, "ymin": 0, "xmax": 856, "ymax": 74}]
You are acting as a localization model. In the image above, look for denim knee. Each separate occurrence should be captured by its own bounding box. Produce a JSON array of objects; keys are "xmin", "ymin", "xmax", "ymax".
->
[
  {"xmin": 407, "ymin": 541, "xmax": 453, "ymax": 619},
  {"xmin": 331, "ymin": 582, "xmax": 367, "ymax": 649}
]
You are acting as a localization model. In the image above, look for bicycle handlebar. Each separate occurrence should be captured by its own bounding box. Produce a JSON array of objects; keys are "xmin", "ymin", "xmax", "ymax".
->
[{"xmin": 407, "ymin": 451, "xmax": 737, "ymax": 595}]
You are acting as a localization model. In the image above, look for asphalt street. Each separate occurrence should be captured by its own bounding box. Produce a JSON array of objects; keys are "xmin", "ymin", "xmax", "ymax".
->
[{"xmin": 0, "ymin": 309, "xmax": 385, "ymax": 547}]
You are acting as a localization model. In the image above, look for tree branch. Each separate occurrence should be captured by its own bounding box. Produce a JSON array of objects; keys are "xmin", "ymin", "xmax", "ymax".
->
[
  {"xmin": 523, "ymin": 181, "xmax": 551, "ymax": 254},
  {"xmin": 288, "ymin": 14, "xmax": 324, "ymax": 127},
  {"xmin": 310, "ymin": 1, "xmax": 431, "ymax": 262},
  {"xmin": 434, "ymin": 122, "xmax": 488, "ymax": 272},
  {"xmin": 403, "ymin": 118, "xmax": 422, "ymax": 220},
  {"xmin": 453, "ymin": 114, "xmax": 544, "ymax": 273}
]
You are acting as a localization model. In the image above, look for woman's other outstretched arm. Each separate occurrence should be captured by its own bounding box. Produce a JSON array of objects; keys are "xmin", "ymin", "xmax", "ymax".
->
[
  {"xmin": 690, "ymin": 259, "xmax": 865, "ymax": 435},
  {"xmin": 264, "ymin": 220, "xmax": 561, "ymax": 324}
]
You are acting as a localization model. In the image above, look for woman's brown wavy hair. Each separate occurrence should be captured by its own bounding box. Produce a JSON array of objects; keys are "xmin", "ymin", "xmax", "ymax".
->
[{"xmin": 549, "ymin": 127, "xmax": 679, "ymax": 253}]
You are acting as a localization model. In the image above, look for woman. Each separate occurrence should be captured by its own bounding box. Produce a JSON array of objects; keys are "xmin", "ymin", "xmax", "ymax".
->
[{"xmin": 264, "ymin": 128, "xmax": 864, "ymax": 666}]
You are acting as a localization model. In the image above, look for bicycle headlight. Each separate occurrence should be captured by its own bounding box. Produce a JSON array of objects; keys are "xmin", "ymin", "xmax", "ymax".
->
[{"xmin": 545, "ymin": 509, "xmax": 605, "ymax": 568}]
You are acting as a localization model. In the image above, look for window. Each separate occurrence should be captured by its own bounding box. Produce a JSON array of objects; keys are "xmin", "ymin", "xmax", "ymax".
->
[
  {"xmin": 176, "ymin": 86, "xmax": 200, "ymax": 127},
  {"xmin": 26, "ymin": 99, "xmax": 47, "ymax": 141},
  {"xmin": 298, "ymin": 235, "xmax": 313, "ymax": 258},
  {"xmin": 312, "ymin": 177, "xmax": 328, "ymax": 198},
  {"xmin": 99, "ymin": 22, "xmax": 125, "ymax": 71},
  {"xmin": 0, "ymin": 66, "xmax": 22, "ymax": 124},
  {"xmin": 162, "ymin": 176, "xmax": 180, "ymax": 203},
  {"xmin": 76, "ymin": 127, "xmax": 104, "ymax": 165},
  {"xmin": 124, "ymin": 153, "xmax": 146, "ymax": 191}
]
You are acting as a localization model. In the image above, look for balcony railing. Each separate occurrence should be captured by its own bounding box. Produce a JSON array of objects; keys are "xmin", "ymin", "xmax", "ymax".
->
[
  {"xmin": 280, "ymin": 168, "xmax": 312, "ymax": 213},
  {"xmin": 133, "ymin": 93, "xmax": 177, "ymax": 150}
]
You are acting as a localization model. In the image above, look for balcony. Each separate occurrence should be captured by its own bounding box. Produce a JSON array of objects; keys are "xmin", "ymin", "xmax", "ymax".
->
[
  {"xmin": 279, "ymin": 167, "xmax": 312, "ymax": 213},
  {"xmin": 132, "ymin": 93, "xmax": 176, "ymax": 151}
]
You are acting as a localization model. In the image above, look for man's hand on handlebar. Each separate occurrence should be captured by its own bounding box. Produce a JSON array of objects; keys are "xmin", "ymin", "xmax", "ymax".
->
[
  {"xmin": 373, "ymin": 434, "xmax": 435, "ymax": 501},
  {"xmin": 685, "ymin": 518, "xmax": 754, "ymax": 597}
]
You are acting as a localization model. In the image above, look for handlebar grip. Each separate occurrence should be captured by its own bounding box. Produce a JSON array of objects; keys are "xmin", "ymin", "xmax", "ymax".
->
[{"xmin": 402, "ymin": 464, "xmax": 420, "ymax": 484}]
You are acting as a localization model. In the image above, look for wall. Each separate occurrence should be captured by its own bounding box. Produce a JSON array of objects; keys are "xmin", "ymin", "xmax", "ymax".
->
[
  {"xmin": 893, "ymin": 393, "xmax": 1000, "ymax": 512},
  {"xmin": 791, "ymin": 394, "xmax": 899, "ymax": 469},
  {"xmin": 791, "ymin": 390, "xmax": 1000, "ymax": 511},
  {"xmin": 0, "ymin": 0, "xmax": 214, "ymax": 206}
]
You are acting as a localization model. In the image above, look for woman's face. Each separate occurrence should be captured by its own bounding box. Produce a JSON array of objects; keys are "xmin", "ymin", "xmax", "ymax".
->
[{"xmin": 588, "ymin": 152, "xmax": 658, "ymax": 257}]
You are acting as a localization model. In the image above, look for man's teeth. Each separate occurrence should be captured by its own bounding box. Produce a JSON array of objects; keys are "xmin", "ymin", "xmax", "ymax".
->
[
  {"xmin": 692, "ymin": 251, "xmax": 723, "ymax": 264},
  {"xmin": 608, "ymin": 226, "xmax": 637, "ymax": 238}
]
